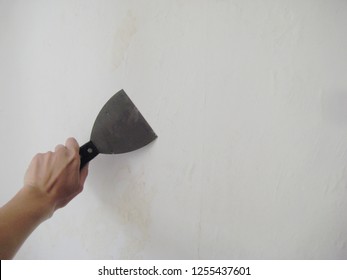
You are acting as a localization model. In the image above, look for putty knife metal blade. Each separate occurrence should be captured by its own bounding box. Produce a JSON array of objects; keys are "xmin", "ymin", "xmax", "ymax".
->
[{"xmin": 79, "ymin": 89, "xmax": 157, "ymax": 168}]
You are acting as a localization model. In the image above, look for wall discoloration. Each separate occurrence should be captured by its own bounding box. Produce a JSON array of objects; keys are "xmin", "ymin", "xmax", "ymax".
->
[
  {"xmin": 112, "ymin": 10, "xmax": 137, "ymax": 69},
  {"xmin": 86, "ymin": 153, "xmax": 157, "ymax": 259},
  {"xmin": 115, "ymin": 178, "xmax": 156, "ymax": 259}
]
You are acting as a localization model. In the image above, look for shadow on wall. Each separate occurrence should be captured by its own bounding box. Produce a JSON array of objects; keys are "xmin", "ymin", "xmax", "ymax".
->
[{"xmin": 86, "ymin": 144, "xmax": 157, "ymax": 258}]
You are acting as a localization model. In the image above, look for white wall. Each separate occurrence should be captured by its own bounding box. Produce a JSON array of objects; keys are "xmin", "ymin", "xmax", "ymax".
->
[{"xmin": 1, "ymin": 0, "xmax": 347, "ymax": 259}]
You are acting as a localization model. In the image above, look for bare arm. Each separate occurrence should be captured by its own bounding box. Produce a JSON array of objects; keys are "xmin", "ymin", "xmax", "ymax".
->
[{"xmin": 0, "ymin": 137, "xmax": 88, "ymax": 259}]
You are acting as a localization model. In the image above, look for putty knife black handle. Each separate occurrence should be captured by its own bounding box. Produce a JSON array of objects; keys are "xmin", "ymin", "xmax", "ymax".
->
[{"xmin": 79, "ymin": 141, "xmax": 99, "ymax": 169}]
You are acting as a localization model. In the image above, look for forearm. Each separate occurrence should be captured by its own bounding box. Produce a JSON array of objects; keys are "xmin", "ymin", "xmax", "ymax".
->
[{"xmin": 0, "ymin": 186, "xmax": 53, "ymax": 259}]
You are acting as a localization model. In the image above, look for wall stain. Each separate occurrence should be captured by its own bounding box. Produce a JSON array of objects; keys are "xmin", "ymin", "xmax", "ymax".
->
[
  {"xmin": 115, "ymin": 176, "xmax": 157, "ymax": 259},
  {"xmin": 112, "ymin": 10, "xmax": 138, "ymax": 69},
  {"xmin": 87, "ymin": 151, "xmax": 157, "ymax": 259}
]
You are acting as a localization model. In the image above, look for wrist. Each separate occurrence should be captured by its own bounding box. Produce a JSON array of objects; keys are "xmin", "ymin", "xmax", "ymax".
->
[{"xmin": 19, "ymin": 185, "xmax": 56, "ymax": 222}]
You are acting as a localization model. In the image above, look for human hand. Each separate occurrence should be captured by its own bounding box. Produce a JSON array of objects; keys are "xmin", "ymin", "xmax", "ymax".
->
[
  {"xmin": 23, "ymin": 137, "xmax": 89, "ymax": 217},
  {"xmin": 0, "ymin": 138, "xmax": 88, "ymax": 259}
]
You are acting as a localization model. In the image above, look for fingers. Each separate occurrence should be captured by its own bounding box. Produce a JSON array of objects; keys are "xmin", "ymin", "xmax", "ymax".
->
[
  {"xmin": 54, "ymin": 144, "xmax": 65, "ymax": 152},
  {"xmin": 55, "ymin": 138, "xmax": 79, "ymax": 155},
  {"xmin": 65, "ymin": 137, "xmax": 79, "ymax": 153}
]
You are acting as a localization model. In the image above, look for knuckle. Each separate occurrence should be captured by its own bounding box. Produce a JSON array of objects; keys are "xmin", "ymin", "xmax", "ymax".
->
[
  {"xmin": 33, "ymin": 153, "xmax": 40, "ymax": 159},
  {"xmin": 33, "ymin": 153, "xmax": 43, "ymax": 161}
]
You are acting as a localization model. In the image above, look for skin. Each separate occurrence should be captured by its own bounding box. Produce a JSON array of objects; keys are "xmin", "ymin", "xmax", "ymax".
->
[{"xmin": 0, "ymin": 137, "xmax": 88, "ymax": 259}]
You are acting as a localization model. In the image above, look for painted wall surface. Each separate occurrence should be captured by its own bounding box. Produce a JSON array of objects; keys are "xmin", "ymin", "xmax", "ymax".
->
[{"xmin": 1, "ymin": 0, "xmax": 347, "ymax": 259}]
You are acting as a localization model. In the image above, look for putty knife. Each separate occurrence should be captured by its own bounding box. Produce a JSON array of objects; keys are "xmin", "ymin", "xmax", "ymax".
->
[{"xmin": 79, "ymin": 89, "xmax": 157, "ymax": 169}]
